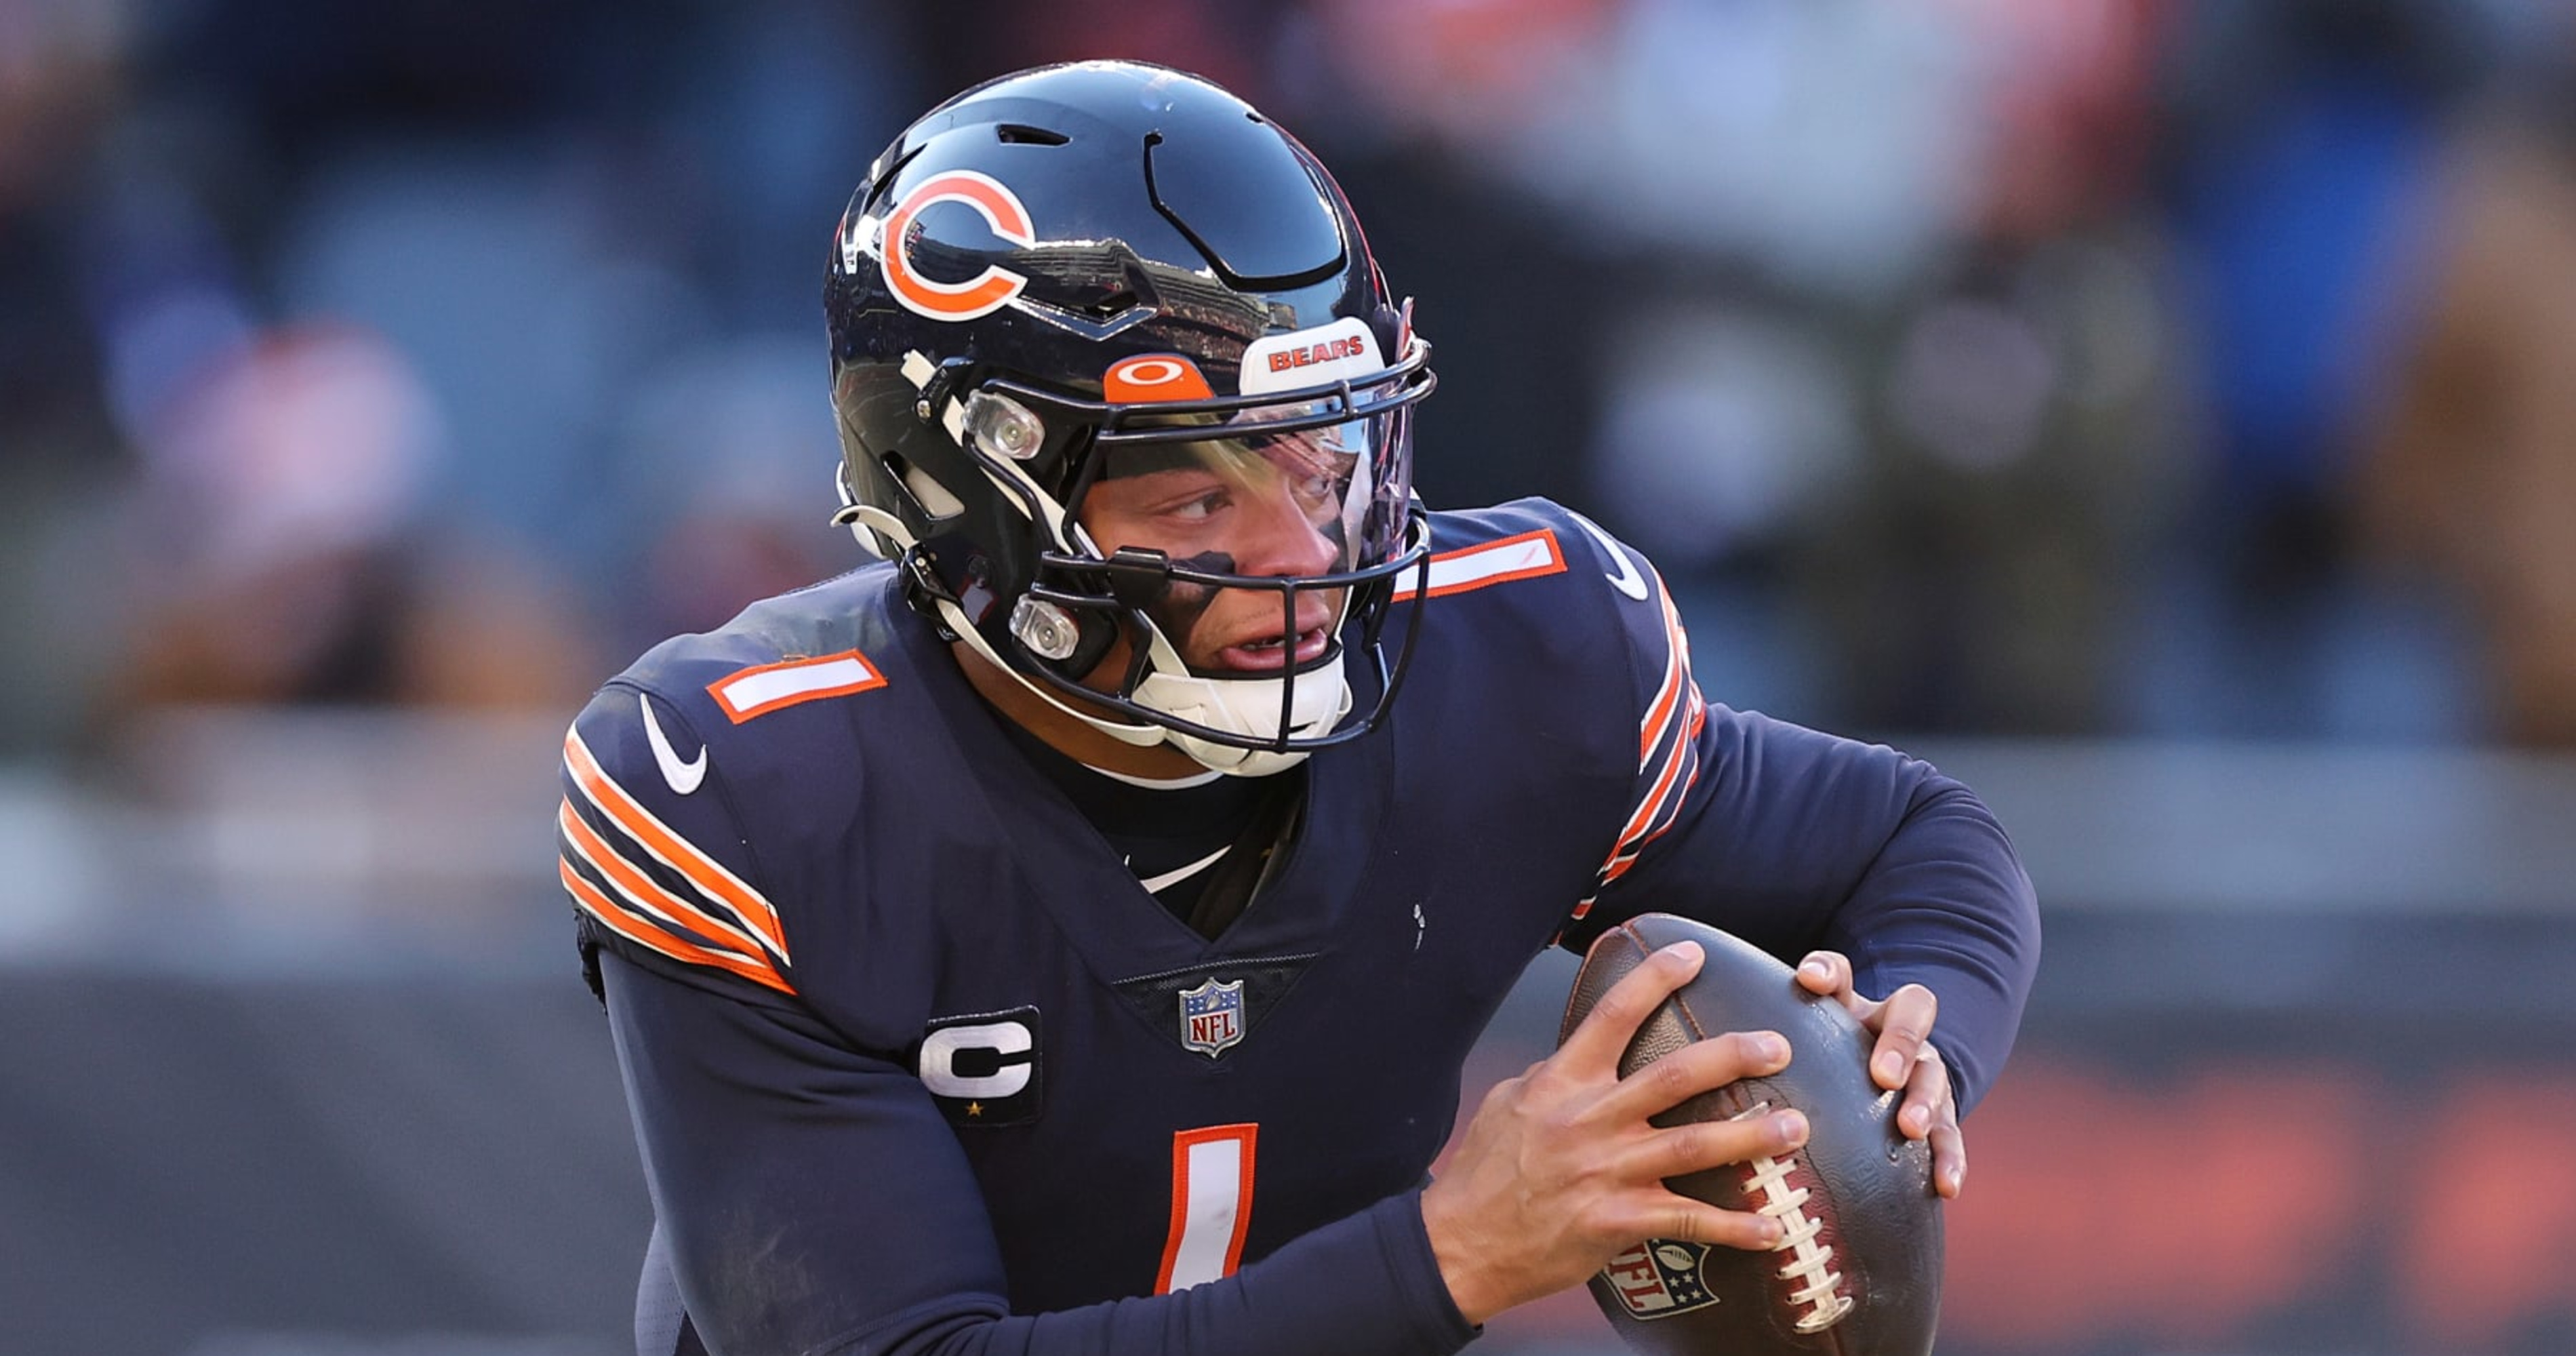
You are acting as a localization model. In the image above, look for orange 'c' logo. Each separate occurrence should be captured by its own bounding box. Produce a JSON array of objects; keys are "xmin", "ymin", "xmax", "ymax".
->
[{"xmin": 881, "ymin": 171, "xmax": 1034, "ymax": 321}]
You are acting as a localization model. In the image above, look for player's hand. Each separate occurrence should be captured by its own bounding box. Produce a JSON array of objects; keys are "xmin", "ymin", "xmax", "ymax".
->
[
  {"xmin": 1794, "ymin": 949, "xmax": 1965, "ymax": 1199},
  {"xmin": 1420, "ymin": 940, "xmax": 1809, "ymax": 1327}
]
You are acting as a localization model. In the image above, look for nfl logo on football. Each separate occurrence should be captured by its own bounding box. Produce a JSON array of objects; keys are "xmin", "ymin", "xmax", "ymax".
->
[
  {"xmin": 1178, "ymin": 977, "xmax": 1245, "ymax": 1057},
  {"xmin": 1598, "ymin": 1239, "xmax": 1720, "ymax": 1319}
]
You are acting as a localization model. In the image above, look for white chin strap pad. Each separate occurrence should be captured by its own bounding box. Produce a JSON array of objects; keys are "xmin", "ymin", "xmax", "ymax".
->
[{"xmin": 1133, "ymin": 652, "xmax": 1354, "ymax": 777}]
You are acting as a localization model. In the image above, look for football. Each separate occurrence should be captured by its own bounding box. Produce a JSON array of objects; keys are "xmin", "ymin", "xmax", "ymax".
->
[{"xmin": 1558, "ymin": 913, "xmax": 1942, "ymax": 1356}]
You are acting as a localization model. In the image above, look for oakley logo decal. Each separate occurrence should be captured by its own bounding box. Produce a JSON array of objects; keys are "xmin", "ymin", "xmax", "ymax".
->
[
  {"xmin": 882, "ymin": 170, "xmax": 1034, "ymax": 321},
  {"xmin": 1105, "ymin": 354, "xmax": 1216, "ymax": 403}
]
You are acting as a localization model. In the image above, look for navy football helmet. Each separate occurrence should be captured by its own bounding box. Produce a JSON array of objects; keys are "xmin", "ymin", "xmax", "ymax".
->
[{"xmin": 825, "ymin": 60, "xmax": 1434, "ymax": 775}]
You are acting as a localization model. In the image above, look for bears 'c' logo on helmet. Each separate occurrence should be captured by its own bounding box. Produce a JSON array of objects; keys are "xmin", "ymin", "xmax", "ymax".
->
[{"xmin": 881, "ymin": 170, "xmax": 1035, "ymax": 321}]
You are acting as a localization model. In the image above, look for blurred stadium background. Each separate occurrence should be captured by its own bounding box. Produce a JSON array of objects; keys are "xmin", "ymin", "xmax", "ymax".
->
[{"xmin": 5, "ymin": 0, "xmax": 2575, "ymax": 1352}]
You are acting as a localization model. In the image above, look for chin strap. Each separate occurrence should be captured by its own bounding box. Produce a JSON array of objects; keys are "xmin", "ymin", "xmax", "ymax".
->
[
  {"xmin": 1135, "ymin": 655, "xmax": 1350, "ymax": 776},
  {"xmin": 936, "ymin": 584, "xmax": 1342, "ymax": 777},
  {"xmin": 1119, "ymin": 574, "xmax": 1354, "ymax": 775}
]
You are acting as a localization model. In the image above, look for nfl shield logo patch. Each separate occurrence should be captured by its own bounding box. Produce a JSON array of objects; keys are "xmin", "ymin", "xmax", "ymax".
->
[
  {"xmin": 1178, "ymin": 976, "xmax": 1245, "ymax": 1057},
  {"xmin": 1596, "ymin": 1239, "xmax": 1720, "ymax": 1319}
]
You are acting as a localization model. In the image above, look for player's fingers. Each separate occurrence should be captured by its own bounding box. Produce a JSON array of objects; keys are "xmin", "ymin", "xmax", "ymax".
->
[
  {"xmin": 1895, "ymin": 1044, "xmax": 1950, "ymax": 1138},
  {"xmin": 1793, "ymin": 950, "xmax": 1849, "ymax": 999},
  {"xmin": 1598, "ymin": 1030, "xmax": 1789, "ymax": 1124},
  {"xmin": 1929, "ymin": 1121, "xmax": 1967, "ymax": 1199},
  {"xmin": 1797, "ymin": 950, "xmax": 1883, "ymax": 1026},
  {"xmin": 1614, "ymin": 1100, "xmax": 1807, "ymax": 1183},
  {"xmin": 1560, "ymin": 941, "xmax": 1704, "ymax": 1073},
  {"xmin": 1601, "ymin": 1193, "xmax": 1783, "ymax": 1254},
  {"xmin": 1868, "ymin": 984, "xmax": 1938, "ymax": 1091}
]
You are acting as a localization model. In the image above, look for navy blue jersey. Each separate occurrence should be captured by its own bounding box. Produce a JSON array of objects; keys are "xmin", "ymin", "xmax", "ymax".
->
[{"xmin": 556, "ymin": 499, "xmax": 2039, "ymax": 1356}]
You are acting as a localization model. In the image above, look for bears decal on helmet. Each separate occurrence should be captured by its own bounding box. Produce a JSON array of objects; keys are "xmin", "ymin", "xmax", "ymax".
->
[{"xmin": 878, "ymin": 170, "xmax": 1037, "ymax": 321}]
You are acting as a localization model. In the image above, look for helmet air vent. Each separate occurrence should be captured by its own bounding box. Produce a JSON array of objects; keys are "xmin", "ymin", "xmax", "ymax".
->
[
  {"xmin": 1141, "ymin": 118, "xmax": 1346, "ymax": 289},
  {"xmin": 996, "ymin": 123, "xmax": 1071, "ymax": 146}
]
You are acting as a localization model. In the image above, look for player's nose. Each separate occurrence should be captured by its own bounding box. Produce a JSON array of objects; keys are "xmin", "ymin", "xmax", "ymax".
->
[{"xmin": 1228, "ymin": 482, "xmax": 1338, "ymax": 579}]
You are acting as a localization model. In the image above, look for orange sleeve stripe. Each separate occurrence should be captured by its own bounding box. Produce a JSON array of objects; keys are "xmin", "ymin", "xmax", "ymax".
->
[
  {"xmin": 1636, "ymin": 577, "xmax": 1688, "ymax": 767},
  {"xmin": 562, "ymin": 729, "xmax": 788, "ymax": 959},
  {"xmin": 559, "ymin": 849, "xmax": 763, "ymax": 979},
  {"xmin": 561, "ymin": 859, "xmax": 794, "ymax": 995},
  {"xmin": 1589, "ymin": 695, "xmax": 1706, "ymax": 904},
  {"xmin": 1639, "ymin": 645, "xmax": 1682, "ymax": 767},
  {"xmin": 1633, "ymin": 743, "xmax": 1704, "ymax": 854},
  {"xmin": 1661, "ymin": 584, "xmax": 1699, "ymax": 698},
  {"xmin": 558, "ymin": 799, "xmax": 773, "ymax": 964},
  {"xmin": 1590, "ymin": 576, "xmax": 1708, "ymax": 908},
  {"xmin": 1611, "ymin": 712, "xmax": 1695, "ymax": 848}
]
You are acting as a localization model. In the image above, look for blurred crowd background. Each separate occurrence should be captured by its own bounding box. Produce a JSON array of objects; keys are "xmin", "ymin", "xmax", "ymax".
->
[{"xmin": 7, "ymin": 1, "xmax": 2576, "ymax": 1353}]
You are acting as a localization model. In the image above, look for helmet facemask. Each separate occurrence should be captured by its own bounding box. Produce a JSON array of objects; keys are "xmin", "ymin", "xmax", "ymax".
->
[{"xmin": 958, "ymin": 347, "xmax": 1432, "ymax": 775}]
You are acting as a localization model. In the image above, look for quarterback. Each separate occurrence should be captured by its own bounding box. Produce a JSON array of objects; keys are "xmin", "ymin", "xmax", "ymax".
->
[{"xmin": 557, "ymin": 60, "xmax": 2039, "ymax": 1356}]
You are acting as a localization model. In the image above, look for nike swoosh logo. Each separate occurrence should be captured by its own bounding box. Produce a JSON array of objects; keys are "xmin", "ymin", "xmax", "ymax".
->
[
  {"xmin": 1569, "ymin": 512, "xmax": 1649, "ymax": 601},
  {"xmin": 639, "ymin": 694, "xmax": 708, "ymax": 795},
  {"xmin": 1139, "ymin": 846, "xmax": 1229, "ymax": 895}
]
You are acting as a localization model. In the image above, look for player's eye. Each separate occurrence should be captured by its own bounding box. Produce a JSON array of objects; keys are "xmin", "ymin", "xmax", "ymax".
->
[{"xmin": 1162, "ymin": 488, "xmax": 1230, "ymax": 521}]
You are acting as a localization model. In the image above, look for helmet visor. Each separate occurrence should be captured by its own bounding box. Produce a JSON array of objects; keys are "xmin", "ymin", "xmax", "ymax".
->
[
  {"xmin": 1068, "ymin": 390, "xmax": 1413, "ymax": 677},
  {"xmin": 1086, "ymin": 406, "xmax": 1407, "ymax": 567}
]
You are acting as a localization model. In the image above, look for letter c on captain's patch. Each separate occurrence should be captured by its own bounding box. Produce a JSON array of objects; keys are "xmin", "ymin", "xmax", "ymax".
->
[
  {"xmin": 920, "ymin": 1019, "xmax": 1032, "ymax": 1098},
  {"xmin": 881, "ymin": 170, "xmax": 1034, "ymax": 321},
  {"xmin": 915, "ymin": 1006, "xmax": 1044, "ymax": 1125}
]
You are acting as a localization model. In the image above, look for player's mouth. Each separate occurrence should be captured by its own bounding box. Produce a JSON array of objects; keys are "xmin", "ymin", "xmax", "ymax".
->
[{"xmin": 1213, "ymin": 624, "xmax": 1332, "ymax": 673}]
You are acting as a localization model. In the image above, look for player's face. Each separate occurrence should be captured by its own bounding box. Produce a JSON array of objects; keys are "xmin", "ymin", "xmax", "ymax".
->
[{"xmin": 1077, "ymin": 427, "xmax": 1360, "ymax": 675}]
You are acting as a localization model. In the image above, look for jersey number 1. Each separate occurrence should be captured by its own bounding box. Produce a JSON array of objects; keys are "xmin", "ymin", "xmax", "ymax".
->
[{"xmin": 1154, "ymin": 1123, "xmax": 1257, "ymax": 1293}]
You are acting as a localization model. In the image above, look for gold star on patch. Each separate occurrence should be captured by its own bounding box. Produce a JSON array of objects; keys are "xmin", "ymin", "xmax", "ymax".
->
[{"xmin": 965, "ymin": 1102, "xmax": 984, "ymax": 1117}]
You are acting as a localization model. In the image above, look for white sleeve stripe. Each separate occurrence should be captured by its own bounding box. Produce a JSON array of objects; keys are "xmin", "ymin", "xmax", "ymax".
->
[
  {"xmin": 1584, "ymin": 570, "xmax": 1708, "ymax": 915},
  {"xmin": 563, "ymin": 728, "xmax": 790, "ymax": 961},
  {"xmin": 559, "ymin": 801, "xmax": 772, "ymax": 963},
  {"xmin": 560, "ymin": 859, "xmax": 793, "ymax": 994}
]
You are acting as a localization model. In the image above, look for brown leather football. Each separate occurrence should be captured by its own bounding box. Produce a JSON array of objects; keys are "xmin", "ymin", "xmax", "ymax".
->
[{"xmin": 1558, "ymin": 913, "xmax": 1943, "ymax": 1356}]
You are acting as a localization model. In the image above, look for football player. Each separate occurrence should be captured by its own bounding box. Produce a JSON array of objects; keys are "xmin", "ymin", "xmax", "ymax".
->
[{"xmin": 557, "ymin": 60, "xmax": 2039, "ymax": 1356}]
